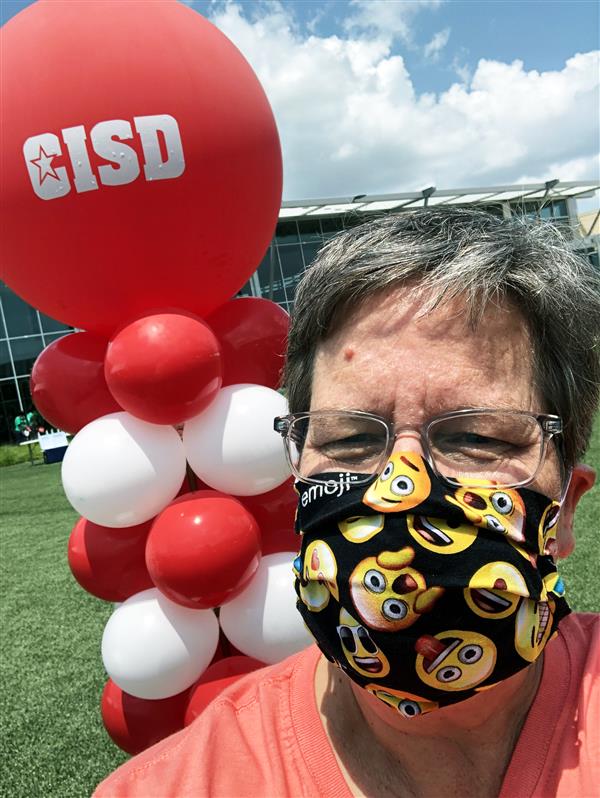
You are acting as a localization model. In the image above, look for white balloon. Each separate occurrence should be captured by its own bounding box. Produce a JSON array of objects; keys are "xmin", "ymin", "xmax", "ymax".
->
[
  {"xmin": 183, "ymin": 384, "xmax": 290, "ymax": 496},
  {"xmin": 62, "ymin": 412, "xmax": 186, "ymax": 527},
  {"xmin": 101, "ymin": 588, "xmax": 219, "ymax": 699},
  {"xmin": 220, "ymin": 552, "xmax": 313, "ymax": 665}
]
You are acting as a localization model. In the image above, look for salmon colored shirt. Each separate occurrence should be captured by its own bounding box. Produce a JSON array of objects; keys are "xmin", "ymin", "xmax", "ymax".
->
[{"xmin": 94, "ymin": 613, "xmax": 599, "ymax": 798}]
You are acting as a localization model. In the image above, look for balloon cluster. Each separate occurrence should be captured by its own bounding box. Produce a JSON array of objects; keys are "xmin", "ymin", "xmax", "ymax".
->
[
  {"xmin": 35, "ymin": 302, "xmax": 311, "ymax": 754},
  {"xmin": 1, "ymin": 1, "xmax": 310, "ymax": 755}
]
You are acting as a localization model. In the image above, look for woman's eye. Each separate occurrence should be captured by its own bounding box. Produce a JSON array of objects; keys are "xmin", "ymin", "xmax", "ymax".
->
[
  {"xmin": 441, "ymin": 433, "xmax": 495, "ymax": 448},
  {"xmin": 319, "ymin": 435, "xmax": 382, "ymax": 457}
]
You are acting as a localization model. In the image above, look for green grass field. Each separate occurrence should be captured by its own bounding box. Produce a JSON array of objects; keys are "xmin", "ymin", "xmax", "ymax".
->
[{"xmin": 1, "ymin": 421, "xmax": 599, "ymax": 797}]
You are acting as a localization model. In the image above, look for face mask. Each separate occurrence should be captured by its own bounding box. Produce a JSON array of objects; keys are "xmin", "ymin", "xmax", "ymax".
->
[{"xmin": 293, "ymin": 452, "xmax": 569, "ymax": 718}]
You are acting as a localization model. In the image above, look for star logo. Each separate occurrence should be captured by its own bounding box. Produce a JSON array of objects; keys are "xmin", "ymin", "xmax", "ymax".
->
[{"xmin": 29, "ymin": 145, "xmax": 60, "ymax": 184}]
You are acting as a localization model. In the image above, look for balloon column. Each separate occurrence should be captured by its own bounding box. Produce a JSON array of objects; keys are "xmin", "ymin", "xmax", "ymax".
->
[{"xmin": 1, "ymin": 1, "xmax": 312, "ymax": 755}]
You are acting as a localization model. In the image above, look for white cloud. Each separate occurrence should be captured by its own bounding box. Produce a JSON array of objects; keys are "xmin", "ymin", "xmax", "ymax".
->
[
  {"xmin": 208, "ymin": 3, "xmax": 600, "ymax": 199},
  {"xmin": 344, "ymin": 0, "xmax": 443, "ymax": 45},
  {"xmin": 424, "ymin": 27, "xmax": 450, "ymax": 61}
]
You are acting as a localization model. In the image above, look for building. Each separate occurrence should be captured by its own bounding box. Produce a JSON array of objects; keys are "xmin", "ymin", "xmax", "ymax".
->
[{"xmin": 1, "ymin": 180, "xmax": 598, "ymax": 442}]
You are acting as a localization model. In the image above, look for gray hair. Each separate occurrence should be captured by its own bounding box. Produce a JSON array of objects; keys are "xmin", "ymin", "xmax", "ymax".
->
[{"xmin": 283, "ymin": 207, "xmax": 600, "ymax": 465}]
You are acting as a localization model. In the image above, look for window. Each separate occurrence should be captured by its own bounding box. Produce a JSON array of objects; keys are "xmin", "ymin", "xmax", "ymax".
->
[
  {"xmin": 297, "ymin": 218, "xmax": 322, "ymax": 242},
  {"xmin": 39, "ymin": 312, "xmax": 73, "ymax": 334},
  {"xmin": 321, "ymin": 216, "xmax": 343, "ymax": 237},
  {"xmin": 301, "ymin": 241, "xmax": 323, "ymax": 268},
  {"xmin": 8, "ymin": 336, "xmax": 45, "ymax": 377},
  {"xmin": 275, "ymin": 221, "xmax": 299, "ymax": 245},
  {"xmin": 0, "ymin": 284, "xmax": 41, "ymax": 337},
  {"xmin": 0, "ymin": 340, "xmax": 13, "ymax": 379},
  {"xmin": 257, "ymin": 249, "xmax": 286, "ymax": 304},
  {"xmin": 278, "ymin": 244, "xmax": 305, "ymax": 300},
  {"xmin": 0, "ymin": 378, "xmax": 22, "ymax": 443}
]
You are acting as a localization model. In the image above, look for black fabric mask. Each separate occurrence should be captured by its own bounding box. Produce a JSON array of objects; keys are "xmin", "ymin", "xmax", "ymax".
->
[{"xmin": 293, "ymin": 452, "xmax": 569, "ymax": 718}]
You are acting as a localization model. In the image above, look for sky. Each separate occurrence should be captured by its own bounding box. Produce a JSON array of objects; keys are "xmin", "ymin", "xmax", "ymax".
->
[{"xmin": 2, "ymin": 0, "xmax": 599, "ymax": 206}]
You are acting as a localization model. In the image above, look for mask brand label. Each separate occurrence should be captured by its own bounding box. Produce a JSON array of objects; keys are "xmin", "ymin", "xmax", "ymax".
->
[{"xmin": 300, "ymin": 472, "xmax": 362, "ymax": 507}]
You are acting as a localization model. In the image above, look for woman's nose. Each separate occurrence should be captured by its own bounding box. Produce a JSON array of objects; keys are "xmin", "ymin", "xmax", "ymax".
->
[{"xmin": 390, "ymin": 430, "xmax": 426, "ymax": 457}]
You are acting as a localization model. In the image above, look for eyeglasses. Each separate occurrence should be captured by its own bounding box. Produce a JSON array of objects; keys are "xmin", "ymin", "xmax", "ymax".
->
[{"xmin": 273, "ymin": 408, "xmax": 564, "ymax": 489}]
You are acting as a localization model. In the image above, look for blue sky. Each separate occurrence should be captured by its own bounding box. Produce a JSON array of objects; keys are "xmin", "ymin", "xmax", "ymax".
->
[
  {"xmin": 2, "ymin": 1, "xmax": 599, "ymax": 203},
  {"xmin": 197, "ymin": 0, "xmax": 600, "ymax": 95},
  {"xmin": 4, "ymin": 0, "xmax": 598, "ymax": 95}
]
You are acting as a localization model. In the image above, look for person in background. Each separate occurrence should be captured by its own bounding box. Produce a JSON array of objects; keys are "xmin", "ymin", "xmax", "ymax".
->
[
  {"xmin": 13, "ymin": 412, "xmax": 31, "ymax": 443},
  {"xmin": 26, "ymin": 407, "xmax": 45, "ymax": 436},
  {"xmin": 95, "ymin": 208, "xmax": 599, "ymax": 798}
]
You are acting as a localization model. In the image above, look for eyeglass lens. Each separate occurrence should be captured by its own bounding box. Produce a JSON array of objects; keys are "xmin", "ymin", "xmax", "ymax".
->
[
  {"xmin": 288, "ymin": 414, "xmax": 388, "ymax": 481},
  {"xmin": 287, "ymin": 411, "xmax": 544, "ymax": 488},
  {"xmin": 428, "ymin": 412, "xmax": 543, "ymax": 487}
]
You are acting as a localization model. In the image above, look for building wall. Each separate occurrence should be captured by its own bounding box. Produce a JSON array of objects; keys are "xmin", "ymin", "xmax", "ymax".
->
[{"xmin": 0, "ymin": 196, "xmax": 595, "ymax": 442}]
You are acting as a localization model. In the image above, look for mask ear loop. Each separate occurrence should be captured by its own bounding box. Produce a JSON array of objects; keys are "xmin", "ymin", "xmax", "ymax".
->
[{"xmin": 558, "ymin": 465, "xmax": 573, "ymax": 505}]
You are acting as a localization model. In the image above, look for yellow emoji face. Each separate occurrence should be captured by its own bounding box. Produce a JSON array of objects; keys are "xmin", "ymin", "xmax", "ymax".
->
[
  {"xmin": 464, "ymin": 562, "xmax": 528, "ymax": 619},
  {"xmin": 538, "ymin": 502, "xmax": 560, "ymax": 557},
  {"xmin": 446, "ymin": 482, "xmax": 526, "ymax": 543},
  {"xmin": 338, "ymin": 514, "xmax": 385, "ymax": 543},
  {"xmin": 415, "ymin": 630, "xmax": 497, "ymax": 691},
  {"xmin": 364, "ymin": 452, "xmax": 431, "ymax": 513},
  {"xmin": 294, "ymin": 540, "xmax": 339, "ymax": 612},
  {"xmin": 514, "ymin": 598, "xmax": 554, "ymax": 662},
  {"xmin": 407, "ymin": 514, "xmax": 478, "ymax": 554},
  {"xmin": 337, "ymin": 608, "xmax": 390, "ymax": 678},
  {"xmin": 366, "ymin": 685, "xmax": 439, "ymax": 717},
  {"xmin": 350, "ymin": 547, "xmax": 443, "ymax": 632}
]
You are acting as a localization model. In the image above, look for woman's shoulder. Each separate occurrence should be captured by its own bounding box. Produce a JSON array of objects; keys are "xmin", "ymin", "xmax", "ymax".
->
[{"xmin": 93, "ymin": 645, "xmax": 320, "ymax": 798}]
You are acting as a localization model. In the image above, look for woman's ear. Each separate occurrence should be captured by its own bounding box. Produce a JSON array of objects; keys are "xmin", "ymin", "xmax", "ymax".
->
[{"xmin": 556, "ymin": 464, "xmax": 596, "ymax": 558}]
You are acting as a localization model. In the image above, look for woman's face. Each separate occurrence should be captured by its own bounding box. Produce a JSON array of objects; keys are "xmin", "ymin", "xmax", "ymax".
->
[{"xmin": 309, "ymin": 287, "xmax": 563, "ymax": 500}]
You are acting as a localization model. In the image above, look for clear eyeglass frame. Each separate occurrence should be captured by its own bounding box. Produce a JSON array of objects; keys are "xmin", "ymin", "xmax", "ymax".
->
[{"xmin": 273, "ymin": 408, "xmax": 565, "ymax": 490}]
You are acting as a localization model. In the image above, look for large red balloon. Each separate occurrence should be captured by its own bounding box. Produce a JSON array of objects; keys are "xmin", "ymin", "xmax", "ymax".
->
[
  {"xmin": 105, "ymin": 313, "xmax": 222, "ymax": 425},
  {"xmin": 184, "ymin": 656, "xmax": 265, "ymax": 725},
  {"xmin": 238, "ymin": 478, "xmax": 300, "ymax": 555},
  {"xmin": 146, "ymin": 491, "xmax": 261, "ymax": 609},
  {"xmin": 206, "ymin": 298, "xmax": 289, "ymax": 389},
  {"xmin": 30, "ymin": 333, "xmax": 121, "ymax": 434},
  {"xmin": 102, "ymin": 679, "xmax": 190, "ymax": 755},
  {"xmin": 1, "ymin": 2, "xmax": 282, "ymax": 336},
  {"xmin": 68, "ymin": 517, "xmax": 154, "ymax": 602}
]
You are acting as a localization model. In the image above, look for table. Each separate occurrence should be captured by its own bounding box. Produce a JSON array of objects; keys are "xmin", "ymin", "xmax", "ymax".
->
[{"xmin": 19, "ymin": 437, "xmax": 42, "ymax": 465}]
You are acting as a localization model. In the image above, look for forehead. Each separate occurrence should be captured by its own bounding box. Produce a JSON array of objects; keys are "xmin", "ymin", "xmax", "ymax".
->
[{"xmin": 310, "ymin": 287, "xmax": 540, "ymax": 420}]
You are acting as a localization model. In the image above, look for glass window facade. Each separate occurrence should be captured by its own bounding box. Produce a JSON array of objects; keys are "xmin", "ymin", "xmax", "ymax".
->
[{"xmin": 0, "ymin": 283, "xmax": 73, "ymax": 442}]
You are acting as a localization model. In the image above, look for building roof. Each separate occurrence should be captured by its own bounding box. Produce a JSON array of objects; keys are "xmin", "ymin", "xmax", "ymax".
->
[{"xmin": 279, "ymin": 180, "xmax": 600, "ymax": 219}]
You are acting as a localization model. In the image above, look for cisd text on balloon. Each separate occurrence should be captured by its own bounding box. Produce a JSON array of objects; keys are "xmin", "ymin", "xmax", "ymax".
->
[{"xmin": 23, "ymin": 114, "xmax": 185, "ymax": 200}]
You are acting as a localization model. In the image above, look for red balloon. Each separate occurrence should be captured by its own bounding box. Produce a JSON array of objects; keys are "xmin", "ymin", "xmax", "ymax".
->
[
  {"xmin": 30, "ymin": 333, "xmax": 121, "ymax": 434},
  {"xmin": 102, "ymin": 679, "xmax": 190, "ymax": 755},
  {"xmin": 1, "ymin": 2, "xmax": 282, "ymax": 336},
  {"xmin": 185, "ymin": 656, "xmax": 264, "ymax": 725},
  {"xmin": 105, "ymin": 313, "xmax": 222, "ymax": 425},
  {"xmin": 146, "ymin": 491, "xmax": 261, "ymax": 609},
  {"xmin": 238, "ymin": 478, "xmax": 300, "ymax": 555},
  {"xmin": 206, "ymin": 298, "xmax": 289, "ymax": 389},
  {"xmin": 68, "ymin": 517, "xmax": 154, "ymax": 602}
]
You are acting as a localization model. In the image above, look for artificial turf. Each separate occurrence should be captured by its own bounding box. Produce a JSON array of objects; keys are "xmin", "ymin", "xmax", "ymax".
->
[{"xmin": 1, "ymin": 419, "xmax": 599, "ymax": 797}]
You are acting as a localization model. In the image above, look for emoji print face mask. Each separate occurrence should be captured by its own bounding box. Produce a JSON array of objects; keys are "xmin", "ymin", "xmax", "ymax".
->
[{"xmin": 293, "ymin": 453, "xmax": 570, "ymax": 716}]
